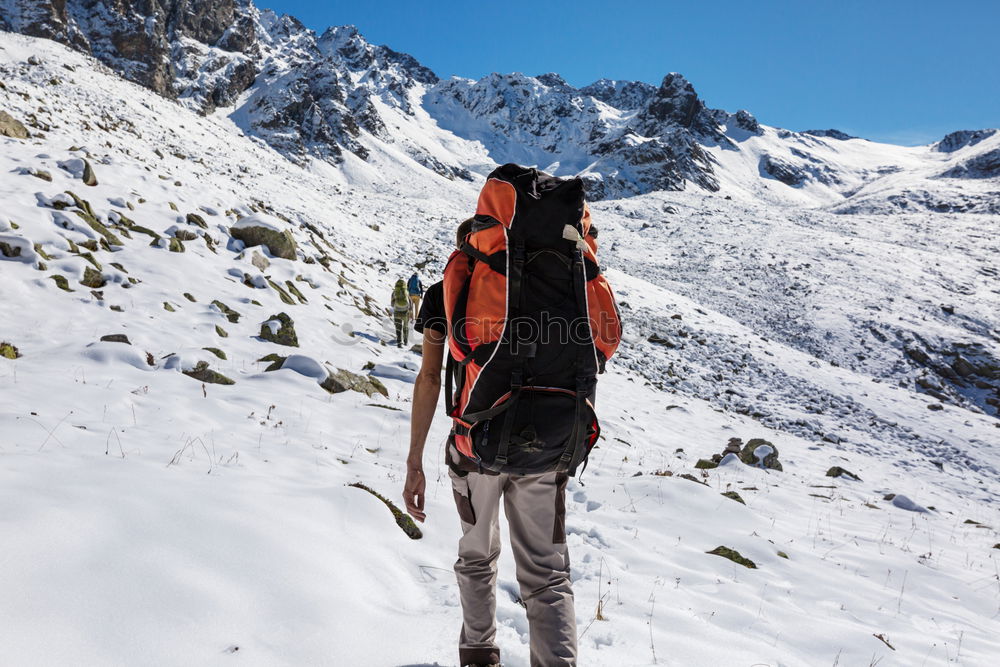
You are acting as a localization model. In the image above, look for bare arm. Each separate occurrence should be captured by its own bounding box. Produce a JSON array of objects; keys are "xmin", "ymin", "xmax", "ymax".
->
[{"xmin": 403, "ymin": 327, "xmax": 446, "ymax": 522}]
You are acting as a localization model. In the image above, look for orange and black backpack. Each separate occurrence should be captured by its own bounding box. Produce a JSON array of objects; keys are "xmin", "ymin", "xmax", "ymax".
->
[{"xmin": 443, "ymin": 163, "xmax": 621, "ymax": 476}]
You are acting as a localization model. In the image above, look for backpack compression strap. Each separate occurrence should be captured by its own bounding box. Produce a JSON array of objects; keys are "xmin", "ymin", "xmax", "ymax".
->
[
  {"xmin": 559, "ymin": 244, "xmax": 597, "ymax": 474},
  {"xmin": 492, "ymin": 236, "xmax": 526, "ymax": 468}
]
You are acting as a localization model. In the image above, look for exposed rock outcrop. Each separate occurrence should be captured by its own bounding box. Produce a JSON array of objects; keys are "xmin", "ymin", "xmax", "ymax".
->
[
  {"xmin": 259, "ymin": 312, "xmax": 298, "ymax": 346},
  {"xmin": 0, "ymin": 110, "xmax": 29, "ymax": 138}
]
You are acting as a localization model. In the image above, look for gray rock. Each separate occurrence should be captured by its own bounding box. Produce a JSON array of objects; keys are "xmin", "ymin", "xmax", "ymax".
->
[
  {"xmin": 259, "ymin": 312, "xmax": 298, "ymax": 347},
  {"xmin": 320, "ymin": 368, "xmax": 388, "ymax": 397},
  {"xmin": 183, "ymin": 361, "xmax": 235, "ymax": 385},
  {"xmin": 251, "ymin": 250, "xmax": 270, "ymax": 272},
  {"xmin": 739, "ymin": 438, "xmax": 783, "ymax": 471},
  {"xmin": 230, "ymin": 224, "xmax": 297, "ymax": 260},
  {"xmin": 82, "ymin": 159, "xmax": 98, "ymax": 186},
  {"xmin": 80, "ymin": 267, "xmax": 106, "ymax": 288},
  {"xmin": 211, "ymin": 300, "xmax": 240, "ymax": 323},
  {"xmin": 0, "ymin": 110, "xmax": 29, "ymax": 139},
  {"xmin": 825, "ymin": 466, "xmax": 860, "ymax": 481}
]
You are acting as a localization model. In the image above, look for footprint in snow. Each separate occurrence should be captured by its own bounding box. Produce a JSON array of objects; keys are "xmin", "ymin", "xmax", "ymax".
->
[{"xmin": 566, "ymin": 524, "xmax": 610, "ymax": 548}]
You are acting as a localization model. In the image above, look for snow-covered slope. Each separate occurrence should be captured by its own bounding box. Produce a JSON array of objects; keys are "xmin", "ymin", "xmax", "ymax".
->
[{"xmin": 2, "ymin": 28, "xmax": 1000, "ymax": 667}]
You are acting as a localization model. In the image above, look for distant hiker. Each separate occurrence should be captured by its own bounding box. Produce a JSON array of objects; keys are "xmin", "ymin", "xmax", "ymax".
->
[
  {"xmin": 391, "ymin": 278, "xmax": 410, "ymax": 348},
  {"xmin": 404, "ymin": 164, "xmax": 622, "ymax": 667},
  {"xmin": 407, "ymin": 271, "xmax": 424, "ymax": 320}
]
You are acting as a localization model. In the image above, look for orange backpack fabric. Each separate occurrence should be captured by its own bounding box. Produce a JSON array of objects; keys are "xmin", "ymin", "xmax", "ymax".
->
[{"xmin": 443, "ymin": 164, "xmax": 621, "ymax": 475}]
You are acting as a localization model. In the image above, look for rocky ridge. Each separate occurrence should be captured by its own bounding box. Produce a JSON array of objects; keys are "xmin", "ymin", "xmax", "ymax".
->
[{"xmin": 4, "ymin": 0, "xmax": 995, "ymax": 203}]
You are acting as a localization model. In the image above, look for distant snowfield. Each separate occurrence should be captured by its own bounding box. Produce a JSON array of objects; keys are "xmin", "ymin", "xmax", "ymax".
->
[{"xmin": 1, "ymin": 32, "xmax": 999, "ymax": 667}]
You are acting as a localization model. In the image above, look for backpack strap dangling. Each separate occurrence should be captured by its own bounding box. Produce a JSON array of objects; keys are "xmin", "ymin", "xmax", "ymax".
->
[
  {"xmin": 493, "ymin": 236, "xmax": 527, "ymax": 468},
  {"xmin": 559, "ymin": 245, "xmax": 597, "ymax": 474}
]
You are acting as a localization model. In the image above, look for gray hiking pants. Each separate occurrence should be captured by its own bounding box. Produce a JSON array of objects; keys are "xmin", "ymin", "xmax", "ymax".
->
[{"xmin": 449, "ymin": 468, "xmax": 577, "ymax": 666}]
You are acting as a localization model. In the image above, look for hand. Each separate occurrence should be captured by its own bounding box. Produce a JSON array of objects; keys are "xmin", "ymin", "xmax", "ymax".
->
[{"xmin": 403, "ymin": 464, "xmax": 426, "ymax": 522}]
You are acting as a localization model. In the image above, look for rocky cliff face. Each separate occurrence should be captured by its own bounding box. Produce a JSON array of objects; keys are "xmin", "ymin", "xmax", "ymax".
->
[
  {"xmin": 0, "ymin": 0, "xmax": 258, "ymax": 111},
  {"xmin": 241, "ymin": 16, "xmax": 456, "ymax": 169},
  {"xmin": 424, "ymin": 71, "xmax": 736, "ymax": 198}
]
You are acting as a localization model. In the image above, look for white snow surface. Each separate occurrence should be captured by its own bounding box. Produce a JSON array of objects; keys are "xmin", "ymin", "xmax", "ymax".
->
[
  {"xmin": 230, "ymin": 212, "xmax": 288, "ymax": 233},
  {"xmin": 1, "ymin": 31, "xmax": 1000, "ymax": 667}
]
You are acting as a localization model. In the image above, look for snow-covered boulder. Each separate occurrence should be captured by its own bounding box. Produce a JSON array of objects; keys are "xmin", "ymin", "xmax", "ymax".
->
[
  {"xmin": 739, "ymin": 438, "xmax": 783, "ymax": 471},
  {"xmin": 230, "ymin": 214, "xmax": 297, "ymax": 260},
  {"xmin": 0, "ymin": 234, "xmax": 37, "ymax": 263},
  {"xmin": 259, "ymin": 312, "xmax": 298, "ymax": 347}
]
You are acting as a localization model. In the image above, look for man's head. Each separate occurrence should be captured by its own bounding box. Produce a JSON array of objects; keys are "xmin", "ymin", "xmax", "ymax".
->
[{"xmin": 456, "ymin": 217, "xmax": 474, "ymax": 248}]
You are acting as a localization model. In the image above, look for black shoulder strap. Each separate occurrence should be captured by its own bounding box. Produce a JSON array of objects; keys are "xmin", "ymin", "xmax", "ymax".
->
[{"xmin": 461, "ymin": 242, "xmax": 507, "ymax": 275}]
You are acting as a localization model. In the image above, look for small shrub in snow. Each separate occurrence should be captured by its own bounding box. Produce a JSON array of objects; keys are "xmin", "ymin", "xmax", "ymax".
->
[{"xmin": 1, "ymin": 341, "xmax": 22, "ymax": 359}]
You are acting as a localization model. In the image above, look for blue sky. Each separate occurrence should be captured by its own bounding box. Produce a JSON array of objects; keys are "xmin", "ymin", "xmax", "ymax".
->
[{"xmin": 264, "ymin": 0, "xmax": 998, "ymax": 145}]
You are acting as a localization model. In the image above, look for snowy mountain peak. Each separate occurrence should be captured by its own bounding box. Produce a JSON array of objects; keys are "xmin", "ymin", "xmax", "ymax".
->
[
  {"xmin": 637, "ymin": 72, "xmax": 723, "ymax": 139},
  {"xmin": 935, "ymin": 128, "xmax": 997, "ymax": 152},
  {"xmin": 579, "ymin": 78, "xmax": 658, "ymax": 110},
  {"xmin": 802, "ymin": 128, "xmax": 857, "ymax": 140},
  {"xmin": 2, "ymin": 0, "xmax": 997, "ymax": 205},
  {"xmin": 534, "ymin": 72, "xmax": 571, "ymax": 88}
]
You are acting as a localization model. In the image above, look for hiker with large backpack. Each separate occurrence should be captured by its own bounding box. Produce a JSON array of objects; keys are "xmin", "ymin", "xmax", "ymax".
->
[
  {"xmin": 404, "ymin": 164, "xmax": 621, "ymax": 667},
  {"xmin": 407, "ymin": 271, "xmax": 424, "ymax": 320},
  {"xmin": 391, "ymin": 278, "xmax": 410, "ymax": 348}
]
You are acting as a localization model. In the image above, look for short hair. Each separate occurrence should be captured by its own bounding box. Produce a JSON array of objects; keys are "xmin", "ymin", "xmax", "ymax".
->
[{"xmin": 456, "ymin": 217, "xmax": 475, "ymax": 247}]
